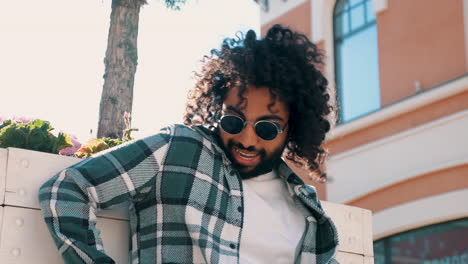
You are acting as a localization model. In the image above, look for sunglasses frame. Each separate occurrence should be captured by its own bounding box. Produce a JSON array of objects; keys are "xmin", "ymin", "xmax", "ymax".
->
[{"xmin": 219, "ymin": 114, "xmax": 285, "ymax": 141}]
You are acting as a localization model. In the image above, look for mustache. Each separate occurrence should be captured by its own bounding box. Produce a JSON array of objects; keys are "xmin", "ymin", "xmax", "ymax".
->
[{"xmin": 227, "ymin": 140, "xmax": 266, "ymax": 157}]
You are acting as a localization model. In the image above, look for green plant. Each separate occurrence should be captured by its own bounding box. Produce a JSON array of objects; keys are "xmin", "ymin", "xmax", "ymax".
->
[
  {"xmin": 0, "ymin": 119, "xmax": 73, "ymax": 154},
  {"xmin": 75, "ymin": 112, "xmax": 137, "ymax": 158},
  {"xmin": 74, "ymin": 137, "xmax": 132, "ymax": 158}
]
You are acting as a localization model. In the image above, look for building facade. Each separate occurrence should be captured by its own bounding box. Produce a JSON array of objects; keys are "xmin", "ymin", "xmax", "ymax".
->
[{"xmin": 259, "ymin": 0, "xmax": 468, "ymax": 263}]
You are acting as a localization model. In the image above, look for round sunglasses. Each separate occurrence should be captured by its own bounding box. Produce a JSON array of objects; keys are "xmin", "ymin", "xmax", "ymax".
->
[{"xmin": 219, "ymin": 114, "xmax": 285, "ymax": 141}]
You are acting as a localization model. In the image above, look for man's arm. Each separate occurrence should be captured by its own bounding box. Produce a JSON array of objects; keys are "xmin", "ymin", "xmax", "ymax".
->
[{"xmin": 38, "ymin": 130, "xmax": 171, "ymax": 263}]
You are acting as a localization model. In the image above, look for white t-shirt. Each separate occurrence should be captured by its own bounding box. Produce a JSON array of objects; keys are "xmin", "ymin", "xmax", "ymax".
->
[{"xmin": 239, "ymin": 170, "xmax": 306, "ymax": 264}]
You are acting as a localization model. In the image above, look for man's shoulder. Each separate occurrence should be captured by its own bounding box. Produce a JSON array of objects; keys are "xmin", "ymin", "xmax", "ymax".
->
[
  {"xmin": 156, "ymin": 124, "xmax": 215, "ymax": 142},
  {"xmin": 142, "ymin": 124, "xmax": 222, "ymax": 154}
]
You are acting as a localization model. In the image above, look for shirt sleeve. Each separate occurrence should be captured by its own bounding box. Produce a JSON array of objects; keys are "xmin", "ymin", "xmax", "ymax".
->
[{"xmin": 38, "ymin": 129, "xmax": 172, "ymax": 264}]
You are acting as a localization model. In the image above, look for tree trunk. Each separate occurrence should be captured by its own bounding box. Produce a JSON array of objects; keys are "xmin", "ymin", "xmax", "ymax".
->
[{"xmin": 97, "ymin": 0, "xmax": 143, "ymax": 139}]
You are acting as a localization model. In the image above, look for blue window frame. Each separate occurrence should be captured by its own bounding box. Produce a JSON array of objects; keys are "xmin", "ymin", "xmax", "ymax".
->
[{"xmin": 334, "ymin": 0, "xmax": 380, "ymax": 123}]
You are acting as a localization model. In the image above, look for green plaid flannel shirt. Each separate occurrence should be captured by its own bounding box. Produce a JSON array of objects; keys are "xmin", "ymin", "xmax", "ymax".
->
[{"xmin": 39, "ymin": 124, "xmax": 339, "ymax": 264}]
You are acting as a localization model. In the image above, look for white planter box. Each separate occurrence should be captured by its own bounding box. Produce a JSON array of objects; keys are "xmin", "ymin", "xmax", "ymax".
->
[{"xmin": 0, "ymin": 147, "xmax": 373, "ymax": 263}]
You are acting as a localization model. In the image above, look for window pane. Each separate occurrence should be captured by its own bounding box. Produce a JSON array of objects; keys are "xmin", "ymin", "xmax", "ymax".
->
[
  {"xmin": 334, "ymin": 12, "xmax": 349, "ymax": 38},
  {"xmin": 341, "ymin": 12, "xmax": 349, "ymax": 35},
  {"xmin": 350, "ymin": 4, "xmax": 365, "ymax": 30},
  {"xmin": 375, "ymin": 218, "xmax": 468, "ymax": 264},
  {"xmin": 349, "ymin": 0, "xmax": 364, "ymax": 7},
  {"xmin": 334, "ymin": 15, "xmax": 342, "ymax": 37},
  {"xmin": 334, "ymin": 0, "xmax": 348, "ymax": 14},
  {"xmin": 374, "ymin": 241, "xmax": 386, "ymax": 264},
  {"xmin": 390, "ymin": 220, "xmax": 468, "ymax": 264},
  {"xmin": 366, "ymin": 0, "xmax": 376, "ymax": 21},
  {"xmin": 336, "ymin": 24, "xmax": 380, "ymax": 122}
]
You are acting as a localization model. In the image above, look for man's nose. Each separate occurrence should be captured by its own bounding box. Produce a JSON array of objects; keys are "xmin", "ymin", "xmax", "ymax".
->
[{"xmin": 237, "ymin": 123, "xmax": 259, "ymax": 147}]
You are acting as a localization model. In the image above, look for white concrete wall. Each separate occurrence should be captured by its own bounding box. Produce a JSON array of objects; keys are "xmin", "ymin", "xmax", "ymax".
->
[
  {"xmin": 0, "ymin": 148, "xmax": 6, "ymax": 204},
  {"xmin": 0, "ymin": 147, "xmax": 373, "ymax": 263},
  {"xmin": 373, "ymin": 189, "xmax": 468, "ymax": 240},
  {"xmin": 0, "ymin": 148, "xmax": 129, "ymax": 263},
  {"xmin": 0, "ymin": 206, "xmax": 129, "ymax": 264},
  {"xmin": 327, "ymin": 109, "xmax": 468, "ymax": 204}
]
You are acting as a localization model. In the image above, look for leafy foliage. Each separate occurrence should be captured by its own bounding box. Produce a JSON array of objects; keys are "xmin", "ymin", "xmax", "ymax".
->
[
  {"xmin": 163, "ymin": 0, "xmax": 186, "ymax": 10},
  {"xmin": 74, "ymin": 139, "xmax": 110, "ymax": 159},
  {"xmin": 0, "ymin": 119, "xmax": 73, "ymax": 154},
  {"xmin": 0, "ymin": 112, "xmax": 137, "ymax": 158},
  {"xmin": 74, "ymin": 137, "xmax": 131, "ymax": 158}
]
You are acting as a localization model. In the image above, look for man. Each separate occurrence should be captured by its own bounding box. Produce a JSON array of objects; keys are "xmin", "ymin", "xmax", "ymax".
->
[{"xmin": 39, "ymin": 24, "xmax": 339, "ymax": 264}]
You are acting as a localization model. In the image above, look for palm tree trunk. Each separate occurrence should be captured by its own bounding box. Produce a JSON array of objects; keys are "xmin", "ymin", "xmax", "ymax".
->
[{"xmin": 98, "ymin": 0, "xmax": 143, "ymax": 138}]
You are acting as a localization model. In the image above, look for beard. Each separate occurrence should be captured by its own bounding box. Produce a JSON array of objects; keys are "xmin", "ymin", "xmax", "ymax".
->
[{"xmin": 223, "ymin": 139, "xmax": 285, "ymax": 180}]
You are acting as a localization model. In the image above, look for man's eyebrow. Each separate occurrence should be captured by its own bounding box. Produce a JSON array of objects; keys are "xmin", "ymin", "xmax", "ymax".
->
[
  {"xmin": 225, "ymin": 106, "xmax": 246, "ymax": 119},
  {"xmin": 257, "ymin": 114, "xmax": 285, "ymax": 122},
  {"xmin": 225, "ymin": 105, "xmax": 285, "ymax": 122}
]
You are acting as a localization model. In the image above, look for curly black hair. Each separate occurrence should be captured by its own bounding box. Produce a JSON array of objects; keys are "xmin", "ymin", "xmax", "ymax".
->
[{"xmin": 184, "ymin": 24, "xmax": 334, "ymax": 181}]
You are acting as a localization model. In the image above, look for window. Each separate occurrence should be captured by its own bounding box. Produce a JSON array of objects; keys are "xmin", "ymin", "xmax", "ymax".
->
[
  {"xmin": 374, "ymin": 218, "xmax": 468, "ymax": 264},
  {"xmin": 334, "ymin": 0, "xmax": 380, "ymax": 123}
]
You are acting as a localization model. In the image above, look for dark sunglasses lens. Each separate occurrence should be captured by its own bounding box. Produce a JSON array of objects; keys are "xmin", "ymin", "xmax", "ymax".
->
[
  {"xmin": 220, "ymin": 116, "xmax": 244, "ymax": 134},
  {"xmin": 255, "ymin": 122, "xmax": 278, "ymax": 140}
]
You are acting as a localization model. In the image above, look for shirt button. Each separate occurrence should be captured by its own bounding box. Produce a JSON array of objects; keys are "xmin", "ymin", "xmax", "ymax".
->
[
  {"xmin": 294, "ymin": 185, "xmax": 302, "ymax": 195},
  {"xmin": 229, "ymin": 243, "xmax": 236, "ymax": 249},
  {"xmin": 237, "ymin": 206, "xmax": 242, "ymax": 212}
]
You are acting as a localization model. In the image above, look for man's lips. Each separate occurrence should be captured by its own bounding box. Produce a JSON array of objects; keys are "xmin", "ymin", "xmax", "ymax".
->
[{"xmin": 231, "ymin": 146, "xmax": 261, "ymax": 166}]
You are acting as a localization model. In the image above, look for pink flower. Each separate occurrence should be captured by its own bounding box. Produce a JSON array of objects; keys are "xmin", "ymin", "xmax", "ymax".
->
[
  {"xmin": 18, "ymin": 117, "xmax": 33, "ymax": 123},
  {"xmin": 11, "ymin": 115, "xmax": 33, "ymax": 124},
  {"xmin": 59, "ymin": 134, "xmax": 82, "ymax": 156}
]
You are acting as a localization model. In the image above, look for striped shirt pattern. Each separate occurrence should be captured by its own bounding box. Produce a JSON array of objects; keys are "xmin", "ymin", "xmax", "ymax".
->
[{"xmin": 38, "ymin": 124, "xmax": 339, "ymax": 264}]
